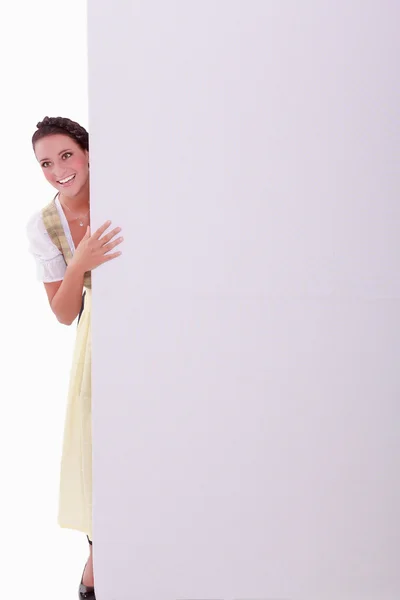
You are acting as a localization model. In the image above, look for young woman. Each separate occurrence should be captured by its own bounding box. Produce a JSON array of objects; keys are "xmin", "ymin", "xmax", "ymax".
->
[{"xmin": 27, "ymin": 116, "xmax": 123, "ymax": 599}]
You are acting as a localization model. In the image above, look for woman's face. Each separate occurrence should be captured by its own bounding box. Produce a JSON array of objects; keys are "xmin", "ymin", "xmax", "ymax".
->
[{"xmin": 34, "ymin": 133, "xmax": 89, "ymax": 198}]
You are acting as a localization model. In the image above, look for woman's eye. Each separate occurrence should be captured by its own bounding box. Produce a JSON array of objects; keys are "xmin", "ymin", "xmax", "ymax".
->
[
  {"xmin": 41, "ymin": 162, "xmax": 50, "ymax": 168},
  {"xmin": 62, "ymin": 152, "xmax": 72, "ymax": 160}
]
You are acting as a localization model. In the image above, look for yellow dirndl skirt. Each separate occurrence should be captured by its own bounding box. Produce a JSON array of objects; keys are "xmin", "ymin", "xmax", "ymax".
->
[{"xmin": 58, "ymin": 287, "xmax": 93, "ymax": 539}]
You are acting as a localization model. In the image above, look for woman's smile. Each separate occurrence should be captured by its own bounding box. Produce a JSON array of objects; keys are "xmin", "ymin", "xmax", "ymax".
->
[{"xmin": 57, "ymin": 173, "xmax": 76, "ymax": 186}]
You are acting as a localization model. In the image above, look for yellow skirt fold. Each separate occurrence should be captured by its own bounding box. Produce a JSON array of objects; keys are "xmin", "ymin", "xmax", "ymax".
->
[{"xmin": 58, "ymin": 288, "xmax": 92, "ymax": 539}]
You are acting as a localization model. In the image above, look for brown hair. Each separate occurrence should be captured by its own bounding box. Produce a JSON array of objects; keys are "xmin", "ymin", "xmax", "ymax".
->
[{"xmin": 32, "ymin": 116, "xmax": 89, "ymax": 151}]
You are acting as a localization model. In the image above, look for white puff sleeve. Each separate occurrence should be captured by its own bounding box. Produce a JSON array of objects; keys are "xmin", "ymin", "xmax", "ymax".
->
[{"xmin": 26, "ymin": 211, "xmax": 67, "ymax": 282}]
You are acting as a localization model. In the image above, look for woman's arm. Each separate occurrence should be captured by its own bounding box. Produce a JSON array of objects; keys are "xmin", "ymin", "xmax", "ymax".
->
[
  {"xmin": 44, "ymin": 262, "xmax": 86, "ymax": 326},
  {"xmin": 44, "ymin": 221, "xmax": 123, "ymax": 326}
]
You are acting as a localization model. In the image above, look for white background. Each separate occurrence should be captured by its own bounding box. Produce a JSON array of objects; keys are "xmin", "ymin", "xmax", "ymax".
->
[
  {"xmin": 0, "ymin": 2, "xmax": 90, "ymax": 598},
  {"xmin": 2, "ymin": 2, "xmax": 399, "ymax": 600},
  {"xmin": 88, "ymin": 2, "xmax": 399, "ymax": 600}
]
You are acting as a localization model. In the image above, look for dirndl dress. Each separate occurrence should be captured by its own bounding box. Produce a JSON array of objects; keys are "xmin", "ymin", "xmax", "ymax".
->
[
  {"xmin": 37, "ymin": 196, "xmax": 94, "ymax": 540},
  {"xmin": 58, "ymin": 288, "xmax": 93, "ymax": 539}
]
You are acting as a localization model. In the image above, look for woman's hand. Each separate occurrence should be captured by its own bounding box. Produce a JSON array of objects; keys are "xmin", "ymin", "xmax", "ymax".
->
[{"xmin": 70, "ymin": 221, "xmax": 123, "ymax": 274}]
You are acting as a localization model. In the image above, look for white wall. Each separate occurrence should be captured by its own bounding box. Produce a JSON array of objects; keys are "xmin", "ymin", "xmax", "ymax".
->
[{"xmin": 88, "ymin": 2, "xmax": 400, "ymax": 600}]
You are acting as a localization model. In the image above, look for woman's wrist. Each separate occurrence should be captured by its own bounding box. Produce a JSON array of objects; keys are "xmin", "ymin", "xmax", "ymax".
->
[{"xmin": 67, "ymin": 258, "xmax": 86, "ymax": 278}]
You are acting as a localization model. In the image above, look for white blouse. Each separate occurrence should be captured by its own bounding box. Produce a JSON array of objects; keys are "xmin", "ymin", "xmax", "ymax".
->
[{"xmin": 27, "ymin": 195, "xmax": 76, "ymax": 283}]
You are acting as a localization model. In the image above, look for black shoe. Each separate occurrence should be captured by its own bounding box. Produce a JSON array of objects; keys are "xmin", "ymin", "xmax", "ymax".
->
[{"xmin": 79, "ymin": 563, "xmax": 95, "ymax": 599}]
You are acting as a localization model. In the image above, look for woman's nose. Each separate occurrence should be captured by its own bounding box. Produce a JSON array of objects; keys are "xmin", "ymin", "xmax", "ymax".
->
[{"xmin": 53, "ymin": 167, "xmax": 67, "ymax": 180}]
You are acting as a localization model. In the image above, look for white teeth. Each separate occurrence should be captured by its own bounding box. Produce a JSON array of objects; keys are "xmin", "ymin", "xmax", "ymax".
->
[{"xmin": 59, "ymin": 174, "xmax": 75, "ymax": 184}]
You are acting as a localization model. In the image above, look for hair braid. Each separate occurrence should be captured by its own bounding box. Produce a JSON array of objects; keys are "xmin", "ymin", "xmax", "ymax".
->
[{"xmin": 32, "ymin": 116, "xmax": 89, "ymax": 151}]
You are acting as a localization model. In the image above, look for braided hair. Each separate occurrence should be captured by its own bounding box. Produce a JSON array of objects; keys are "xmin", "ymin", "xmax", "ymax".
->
[{"xmin": 32, "ymin": 116, "xmax": 89, "ymax": 152}]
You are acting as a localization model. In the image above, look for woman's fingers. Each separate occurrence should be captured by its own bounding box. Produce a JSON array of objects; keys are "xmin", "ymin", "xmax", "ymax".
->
[
  {"xmin": 83, "ymin": 220, "xmax": 123, "ymax": 268},
  {"xmin": 92, "ymin": 220, "xmax": 112, "ymax": 240},
  {"xmin": 99, "ymin": 227, "xmax": 122, "ymax": 245},
  {"xmin": 92, "ymin": 250, "xmax": 122, "ymax": 270},
  {"xmin": 103, "ymin": 237, "xmax": 124, "ymax": 253},
  {"xmin": 104, "ymin": 251, "xmax": 122, "ymax": 261}
]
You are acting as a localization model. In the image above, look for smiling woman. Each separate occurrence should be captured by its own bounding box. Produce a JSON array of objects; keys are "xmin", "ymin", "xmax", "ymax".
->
[
  {"xmin": 26, "ymin": 116, "xmax": 123, "ymax": 599},
  {"xmin": 33, "ymin": 116, "xmax": 90, "ymax": 201}
]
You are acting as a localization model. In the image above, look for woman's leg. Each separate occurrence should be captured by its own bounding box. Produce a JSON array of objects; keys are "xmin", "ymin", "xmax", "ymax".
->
[{"xmin": 82, "ymin": 536, "xmax": 95, "ymax": 587}]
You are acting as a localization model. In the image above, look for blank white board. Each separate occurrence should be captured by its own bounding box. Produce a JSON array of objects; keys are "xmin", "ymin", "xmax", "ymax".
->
[{"xmin": 88, "ymin": 2, "xmax": 400, "ymax": 599}]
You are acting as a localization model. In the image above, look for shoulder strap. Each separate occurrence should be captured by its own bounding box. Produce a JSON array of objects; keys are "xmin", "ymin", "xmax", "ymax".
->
[
  {"xmin": 41, "ymin": 197, "xmax": 72, "ymax": 262},
  {"xmin": 41, "ymin": 196, "xmax": 92, "ymax": 289}
]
